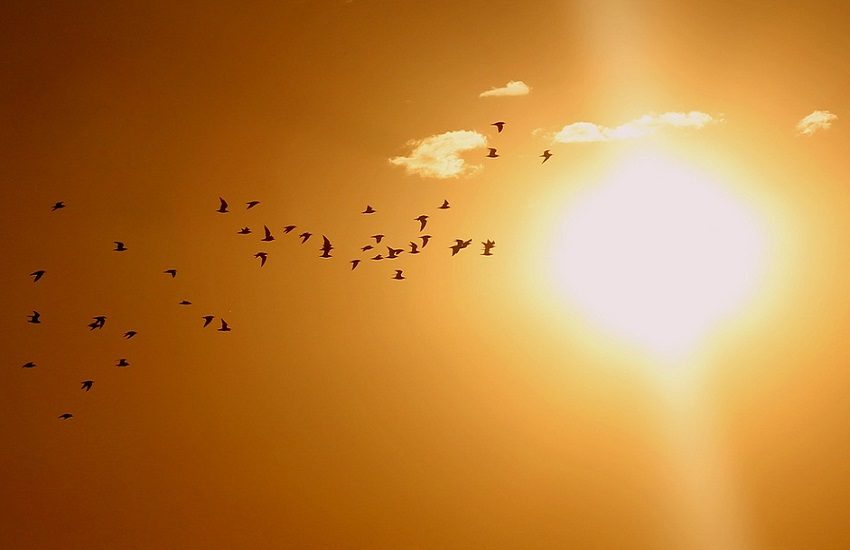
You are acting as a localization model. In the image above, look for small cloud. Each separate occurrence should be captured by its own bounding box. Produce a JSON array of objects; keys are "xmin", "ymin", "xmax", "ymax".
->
[
  {"xmin": 389, "ymin": 130, "xmax": 488, "ymax": 179},
  {"xmin": 479, "ymin": 80, "xmax": 531, "ymax": 98},
  {"xmin": 796, "ymin": 110, "xmax": 837, "ymax": 136},
  {"xmin": 554, "ymin": 111, "xmax": 721, "ymax": 143}
]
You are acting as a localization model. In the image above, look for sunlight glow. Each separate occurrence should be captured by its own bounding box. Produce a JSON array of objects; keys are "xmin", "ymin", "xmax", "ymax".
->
[{"xmin": 553, "ymin": 149, "xmax": 768, "ymax": 360}]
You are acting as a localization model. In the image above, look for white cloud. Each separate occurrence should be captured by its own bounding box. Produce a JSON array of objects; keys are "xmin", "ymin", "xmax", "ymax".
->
[
  {"xmin": 479, "ymin": 80, "xmax": 531, "ymax": 98},
  {"xmin": 796, "ymin": 110, "xmax": 837, "ymax": 136},
  {"xmin": 554, "ymin": 111, "xmax": 721, "ymax": 143},
  {"xmin": 389, "ymin": 130, "xmax": 488, "ymax": 179}
]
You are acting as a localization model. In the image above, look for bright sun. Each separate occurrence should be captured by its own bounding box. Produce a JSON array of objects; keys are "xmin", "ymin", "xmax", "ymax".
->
[{"xmin": 553, "ymin": 149, "xmax": 768, "ymax": 360}]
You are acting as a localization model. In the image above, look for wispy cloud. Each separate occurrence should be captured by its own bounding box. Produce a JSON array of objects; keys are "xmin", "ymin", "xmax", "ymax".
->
[
  {"xmin": 389, "ymin": 130, "xmax": 488, "ymax": 179},
  {"xmin": 553, "ymin": 111, "xmax": 721, "ymax": 143},
  {"xmin": 796, "ymin": 110, "xmax": 837, "ymax": 136},
  {"xmin": 479, "ymin": 80, "xmax": 531, "ymax": 98}
]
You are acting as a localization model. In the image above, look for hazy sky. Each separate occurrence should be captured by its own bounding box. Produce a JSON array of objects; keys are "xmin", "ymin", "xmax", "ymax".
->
[{"xmin": 3, "ymin": 1, "xmax": 850, "ymax": 548}]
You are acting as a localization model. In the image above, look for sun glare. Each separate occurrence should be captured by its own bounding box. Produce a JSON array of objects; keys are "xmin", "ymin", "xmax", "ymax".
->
[{"xmin": 553, "ymin": 149, "xmax": 768, "ymax": 361}]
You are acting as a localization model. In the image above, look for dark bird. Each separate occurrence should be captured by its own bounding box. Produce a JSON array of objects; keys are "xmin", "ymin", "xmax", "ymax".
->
[
  {"xmin": 58, "ymin": 413, "xmax": 73, "ymax": 420},
  {"xmin": 81, "ymin": 380, "xmax": 93, "ymax": 392},
  {"xmin": 438, "ymin": 199, "xmax": 450, "ymax": 209},
  {"xmin": 30, "ymin": 270, "xmax": 45, "ymax": 282},
  {"xmin": 163, "ymin": 269, "xmax": 177, "ymax": 278},
  {"xmin": 415, "ymin": 215, "xmax": 429, "ymax": 231},
  {"xmin": 392, "ymin": 270, "xmax": 405, "ymax": 280},
  {"xmin": 88, "ymin": 315, "xmax": 106, "ymax": 330},
  {"xmin": 238, "ymin": 227, "xmax": 251, "ymax": 234},
  {"xmin": 386, "ymin": 246, "xmax": 403, "ymax": 259},
  {"xmin": 409, "ymin": 242, "xmax": 420, "ymax": 254},
  {"xmin": 420, "ymin": 235, "xmax": 432, "ymax": 248},
  {"xmin": 371, "ymin": 254, "xmax": 383, "ymax": 261},
  {"xmin": 218, "ymin": 319, "xmax": 231, "ymax": 332},
  {"xmin": 202, "ymin": 315, "xmax": 214, "ymax": 327},
  {"xmin": 362, "ymin": 205, "xmax": 376, "ymax": 214},
  {"xmin": 51, "ymin": 201, "xmax": 65, "ymax": 211},
  {"xmin": 116, "ymin": 359, "xmax": 129, "ymax": 367},
  {"xmin": 540, "ymin": 149, "xmax": 553, "ymax": 164},
  {"xmin": 491, "ymin": 121, "xmax": 506, "ymax": 133},
  {"xmin": 320, "ymin": 236, "xmax": 333, "ymax": 258},
  {"xmin": 486, "ymin": 148, "xmax": 499, "ymax": 158},
  {"xmin": 299, "ymin": 232, "xmax": 312, "ymax": 243},
  {"xmin": 123, "ymin": 330, "xmax": 137, "ymax": 339},
  {"xmin": 28, "ymin": 311, "xmax": 41, "ymax": 324},
  {"xmin": 217, "ymin": 197, "xmax": 229, "ymax": 213},
  {"xmin": 261, "ymin": 225, "xmax": 275, "ymax": 242},
  {"xmin": 283, "ymin": 225, "xmax": 296, "ymax": 234},
  {"xmin": 450, "ymin": 239, "xmax": 473, "ymax": 256},
  {"xmin": 22, "ymin": 362, "xmax": 36, "ymax": 369},
  {"xmin": 254, "ymin": 252, "xmax": 268, "ymax": 267},
  {"xmin": 361, "ymin": 244, "xmax": 374, "ymax": 252},
  {"xmin": 350, "ymin": 259, "xmax": 361, "ymax": 270},
  {"xmin": 113, "ymin": 241, "xmax": 127, "ymax": 252},
  {"xmin": 179, "ymin": 300, "xmax": 192, "ymax": 305},
  {"xmin": 246, "ymin": 200, "xmax": 261, "ymax": 209},
  {"xmin": 371, "ymin": 234, "xmax": 384, "ymax": 243},
  {"xmin": 482, "ymin": 240, "xmax": 496, "ymax": 256}
]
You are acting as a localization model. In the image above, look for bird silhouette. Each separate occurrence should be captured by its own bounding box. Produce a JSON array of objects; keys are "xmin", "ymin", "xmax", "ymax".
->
[
  {"xmin": 362, "ymin": 205, "xmax": 376, "ymax": 214},
  {"xmin": 51, "ymin": 201, "xmax": 65, "ymax": 211},
  {"xmin": 393, "ymin": 270, "xmax": 405, "ymax": 280},
  {"xmin": 283, "ymin": 225, "xmax": 296, "ymax": 234},
  {"xmin": 261, "ymin": 225, "xmax": 275, "ymax": 242},
  {"xmin": 438, "ymin": 199, "xmax": 450, "ymax": 209},
  {"xmin": 163, "ymin": 269, "xmax": 177, "ymax": 278},
  {"xmin": 217, "ymin": 197, "xmax": 229, "ymax": 213},
  {"xmin": 238, "ymin": 227, "xmax": 251, "ymax": 234},
  {"xmin": 409, "ymin": 242, "xmax": 420, "ymax": 254},
  {"xmin": 218, "ymin": 319, "xmax": 231, "ymax": 332},
  {"xmin": 88, "ymin": 315, "xmax": 106, "ymax": 330},
  {"xmin": 299, "ymin": 232, "xmax": 312, "ymax": 243},
  {"xmin": 415, "ymin": 215, "xmax": 429, "ymax": 231},
  {"xmin": 361, "ymin": 244, "xmax": 374, "ymax": 252},
  {"xmin": 246, "ymin": 200, "xmax": 260, "ymax": 209},
  {"xmin": 320, "ymin": 236, "xmax": 333, "ymax": 258},
  {"xmin": 123, "ymin": 330, "xmax": 137, "ymax": 339},
  {"xmin": 492, "ymin": 121, "xmax": 506, "ymax": 133},
  {"xmin": 58, "ymin": 413, "xmax": 73, "ymax": 420},
  {"xmin": 30, "ymin": 270, "xmax": 45, "ymax": 282},
  {"xmin": 486, "ymin": 148, "xmax": 499, "ymax": 158},
  {"xmin": 420, "ymin": 235, "xmax": 432, "ymax": 248},
  {"xmin": 113, "ymin": 241, "xmax": 127, "ymax": 252},
  {"xmin": 350, "ymin": 259, "xmax": 361, "ymax": 270},
  {"xmin": 179, "ymin": 300, "xmax": 192, "ymax": 306},
  {"xmin": 386, "ymin": 246, "xmax": 403, "ymax": 259},
  {"xmin": 482, "ymin": 240, "xmax": 496, "ymax": 256},
  {"xmin": 540, "ymin": 150, "xmax": 553, "ymax": 164},
  {"xmin": 28, "ymin": 311, "xmax": 41, "ymax": 324},
  {"xmin": 450, "ymin": 239, "xmax": 473, "ymax": 256},
  {"xmin": 22, "ymin": 362, "xmax": 36, "ymax": 369},
  {"xmin": 254, "ymin": 251, "xmax": 268, "ymax": 266},
  {"xmin": 202, "ymin": 315, "xmax": 214, "ymax": 327},
  {"xmin": 116, "ymin": 359, "xmax": 129, "ymax": 367},
  {"xmin": 372, "ymin": 234, "xmax": 384, "ymax": 243},
  {"xmin": 371, "ymin": 254, "xmax": 383, "ymax": 261},
  {"xmin": 81, "ymin": 380, "xmax": 93, "ymax": 392}
]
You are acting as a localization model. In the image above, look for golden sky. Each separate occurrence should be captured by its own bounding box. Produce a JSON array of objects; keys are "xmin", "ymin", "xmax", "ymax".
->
[{"xmin": 3, "ymin": 1, "xmax": 850, "ymax": 548}]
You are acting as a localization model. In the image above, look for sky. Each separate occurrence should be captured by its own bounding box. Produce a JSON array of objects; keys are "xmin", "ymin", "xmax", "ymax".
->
[{"xmin": 2, "ymin": 1, "xmax": 850, "ymax": 548}]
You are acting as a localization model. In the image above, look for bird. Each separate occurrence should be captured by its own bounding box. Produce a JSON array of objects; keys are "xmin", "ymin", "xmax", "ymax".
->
[
  {"xmin": 540, "ymin": 150, "xmax": 553, "ymax": 164},
  {"xmin": 81, "ymin": 380, "xmax": 93, "ymax": 392},
  {"xmin": 113, "ymin": 241, "xmax": 127, "ymax": 252},
  {"xmin": 217, "ymin": 197, "xmax": 229, "ymax": 213},
  {"xmin": 362, "ymin": 205, "xmax": 376, "ymax": 214},
  {"xmin": 486, "ymin": 148, "xmax": 499, "ymax": 158},
  {"xmin": 238, "ymin": 227, "xmax": 251, "ymax": 234},
  {"xmin": 89, "ymin": 315, "xmax": 106, "ymax": 330},
  {"xmin": 386, "ymin": 246, "xmax": 403, "ymax": 259},
  {"xmin": 22, "ymin": 362, "xmax": 36, "ymax": 369},
  {"xmin": 409, "ymin": 242, "xmax": 420, "ymax": 254},
  {"xmin": 320, "ymin": 236, "xmax": 333, "ymax": 258},
  {"xmin": 350, "ymin": 259, "xmax": 361, "ymax": 270},
  {"xmin": 420, "ymin": 235, "xmax": 432, "ymax": 248},
  {"xmin": 438, "ymin": 199, "xmax": 450, "ymax": 209},
  {"xmin": 415, "ymin": 215, "xmax": 428, "ymax": 231},
  {"xmin": 163, "ymin": 269, "xmax": 177, "ymax": 278},
  {"xmin": 246, "ymin": 200, "xmax": 261, "ymax": 209},
  {"xmin": 116, "ymin": 359, "xmax": 129, "ymax": 367},
  {"xmin": 28, "ymin": 311, "xmax": 41, "ymax": 324},
  {"xmin": 30, "ymin": 270, "xmax": 45, "ymax": 282},
  {"xmin": 450, "ymin": 239, "xmax": 473, "ymax": 256},
  {"xmin": 392, "ymin": 270, "xmax": 405, "ymax": 280},
  {"xmin": 361, "ymin": 244, "xmax": 374, "ymax": 252},
  {"xmin": 283, "ymin": 225, "xmax": 296, "ymax": 234},
  {"xmin": 123, "ymin": 330, "xmax": 137, "ymax": 339},
  {"xmin": 218, "ymin": 319, "xmax": 231, "ymax": 332},
  {"xmin": 51, "ymin": 201, "xmax": 65, "ymax": 211},
  {"xmin": 299, "ymin": 232, "xmax": 312, "ymax": 243},
  {"xmin": 254, "ymin": 252, "xmax": 268, "ymax": 267},
  {"xmin": 491, "ymin": 121, "xmax": 506, "ymax": 133},
  {"xmin": 371, "ymin": 254, "xmax": 383, "ymax": 261},
  {"xmin": 261, "ymin": 225, "xmax": 275, "ymax": 242},
  {"xmin": 202, "ymin": 315, "xmax": 214, "ymax": 327},
  {"xmin": 58, "ymin": 413, "xmax": 73, "ymax": 420},
  {"xmin": 371, "ymin": 234, "xmax": 384, "ymax": 243},
  {"xmin": 179, "ymin": 300, "xmax": 192, "ymax": 305},
  {"xmin": 482, "ymin": 240, "xmax": 496, "ymax": 256}
]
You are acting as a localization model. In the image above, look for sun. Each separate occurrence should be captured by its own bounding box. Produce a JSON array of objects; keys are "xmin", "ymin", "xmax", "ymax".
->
[{"xmin": 552, "ymin": 149, "xmax": 768, "ymax": 361}]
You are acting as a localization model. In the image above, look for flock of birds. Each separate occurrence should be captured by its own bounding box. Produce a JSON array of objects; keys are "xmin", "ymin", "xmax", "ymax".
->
[{"xmin": 488, "ymin": 121, "xmax": 553, "ymax": 163}]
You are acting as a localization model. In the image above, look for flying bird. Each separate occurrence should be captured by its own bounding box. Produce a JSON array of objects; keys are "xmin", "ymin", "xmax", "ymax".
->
[
  {"xmin": 202, "ymin": 315, "xmax": 214, "ymax": 327},
  {"xmin": 486, "ymin": 148, "xmax": 499, "ymax": 158},
  {"xmin": 283, "ymin": 225, "xmax": 296, "ymax": 234},
  {"xmin": 163, "ymin": 269, "xmax": 177, "ymax": 278},
  {"xmin": 420, "ymin": 235, "xmax": 432, "ymax": 248},
  {"xmin": 371, "ymin": 254, "xmax": 383, "ymax": 261},
  {"xmin": 254, "ymin": 252, "xmax": 268, "ymax": 267},
  {"xmin": 218, "ymin": 319, "xmax": 231, "ymax": 332},
  {"xmin": 30, "ymin": 270, "xmax": 45, "ymax": 282},
  {"xmin": 409, "ymin": 242, "xmax": 420, "ymax": 254},
  {"xmin": 350, "ymin": 259, "xmax": 361, "ymax": 270},
  {"xmin": 81, "ymin": 380, "xmax": 93, "ymax": 392},
  {"xmin": 438, "ymin": 199, "xmax": 450, "ymax": 209},
  {"xmin": 58, "ymin": 413, "xmax": 73, "ymax": 420},
  {"xmin": 22, "ymin": 362, "xmax": 36, "ymax": 369},
  {"xmin": 88, "ymin": 315, "xmax": 106, "ymax": 330},
  {"xmin": 217, "ymin": 197, "xmax": 229, "ymax": 213},
  {"xmin": 540, "ymin": 149, "xmax": 553, "ymax": 164},
  {"xmin": 371, "ymin": 234, "xmax": 384, "ymax": 243},
  {"xmin": 116, "ymin": 359, "xmax": 129, "ymax": 367},
  {"xmin": 261, "ymin": 225, "xmax": 275, "ymax": 242},
  {"xmin": 113, "ymin": 241, "xmax": 127, "ymax": 252},
  {"xmin": 179, "ymin": 300, "xmax": 192, "ymax": 305},
  {"xmin": 491, "ymin": 121, "xmax": 506, "ymax": 133},
  {"xmin": 386, "ymin": 246, "xmax": 403, "ymax": 259},
  {"xmin": 450, "ymin": 239, "xmax": 473, "ymax": 256},
  {"xmin": 123, "ymin": 330, "xmax": 137, "ymax": 339},
  {"xmin": 246, "ymin": 200, "xmax": 261, "ymax": 209},
  {"xmin": 320, "ymin": 236, "xmax": 333, "ymax": 258},
  {"xmin": 415, "ymin": 215, "xmax": 429, "ymax": 231},
  {"xmin": 299, "ymin": 232, "xmax": 312, "ymax": 243},
  {"xmin": 362, "ymin": 205, "xmax": 376, "ymax": 214},
  {"xmin": 28, "ymin": 311, "xmax": 41, "ymax": 324},
  {"xmin": 238, "ymin": 227, "xmax": 251, "ymax": 234},
  {"xmin": 392, "ymin": 270, "xmax": 405, "ymax": 280},
  {"xmin": 361, "ymin": 244, "xmax": 374, "ymax": 252},
  {"xmin": 51, "ymin": 201, "xmax": 65, "ymax": 211},
  {"xmin": 482, "ymin": 240, "xmax": 496, "ymax": 256}
]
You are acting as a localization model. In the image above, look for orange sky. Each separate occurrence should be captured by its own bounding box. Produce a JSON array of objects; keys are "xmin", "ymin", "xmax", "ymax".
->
[{"xmin": 3, "ymin": 1, "xmax": 850, "ymax": 548}]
